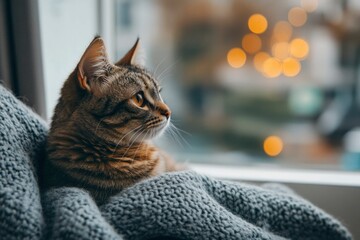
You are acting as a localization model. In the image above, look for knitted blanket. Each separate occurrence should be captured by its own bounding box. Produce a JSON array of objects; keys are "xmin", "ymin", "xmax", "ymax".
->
[{"xmin": 0, "ymin": 85, "xmax": 352, "ymax": 240}]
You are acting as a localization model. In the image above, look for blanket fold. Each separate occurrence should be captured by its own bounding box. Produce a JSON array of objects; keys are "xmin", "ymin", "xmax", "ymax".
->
[{"xmin": 0, "ymin": 85, "xmax": 352, "ymax": 240}]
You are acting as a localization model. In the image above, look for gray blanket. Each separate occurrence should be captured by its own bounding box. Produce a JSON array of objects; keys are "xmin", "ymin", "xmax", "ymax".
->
[{"xmin": 0, "ymin": 85, "xmax": 352, "ymax": 240}]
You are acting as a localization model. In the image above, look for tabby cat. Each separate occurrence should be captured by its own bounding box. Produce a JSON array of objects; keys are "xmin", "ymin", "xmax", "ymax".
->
[{"xmin": 44, "ymin": 37, "xmax": 183, "ymax": 204}]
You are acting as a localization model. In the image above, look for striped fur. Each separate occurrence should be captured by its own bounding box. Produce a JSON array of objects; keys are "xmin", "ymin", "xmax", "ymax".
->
[{"xmin": 44, "ymin": 37, "xmax": 182, "ymax": 204}]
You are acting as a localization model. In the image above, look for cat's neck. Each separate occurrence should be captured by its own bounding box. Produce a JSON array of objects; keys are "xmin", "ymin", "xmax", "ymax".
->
[{"xmin": 50, "ymin": 122, "xmax": 157, "ymax": 163}]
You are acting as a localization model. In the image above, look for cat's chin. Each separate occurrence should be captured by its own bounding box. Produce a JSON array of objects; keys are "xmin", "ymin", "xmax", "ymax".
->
[{"xmin": 144, "ymin": 119, "xmax": 169, "ymax": 140}]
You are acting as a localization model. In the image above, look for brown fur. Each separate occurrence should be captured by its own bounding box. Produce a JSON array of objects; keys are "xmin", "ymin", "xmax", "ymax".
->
[{"xmin": 43, "ymin": 37, "xmax": 183, "ymax": 204}]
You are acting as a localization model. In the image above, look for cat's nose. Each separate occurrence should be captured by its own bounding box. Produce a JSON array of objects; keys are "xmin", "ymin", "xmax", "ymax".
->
[
  {"xmin": 162, "ymin": 109, "xmax": 171, "ymax": 119},
  {"xmin": 157, "ymin": 102, "xmax": 171, "ymax": 119}
]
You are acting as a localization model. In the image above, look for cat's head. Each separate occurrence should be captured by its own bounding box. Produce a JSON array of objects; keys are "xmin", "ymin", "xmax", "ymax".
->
[{"xmin": 55, "ymin": 37, "xmax": 171, "ymax": 143}]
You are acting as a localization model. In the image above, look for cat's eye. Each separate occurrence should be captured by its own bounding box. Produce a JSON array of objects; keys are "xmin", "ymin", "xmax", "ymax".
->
[{"xmin": 131, "ymin": 92, "xmax": 146, "ymax": 108}]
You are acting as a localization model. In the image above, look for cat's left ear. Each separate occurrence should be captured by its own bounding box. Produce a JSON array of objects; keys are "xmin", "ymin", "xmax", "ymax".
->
[
  {"xmin": 77, "ymin": 36, "xmax": 113, "ymax": 94},
  {"xmin": 115, "ymin": 38, "xmax": 145, "ymax": 66}
]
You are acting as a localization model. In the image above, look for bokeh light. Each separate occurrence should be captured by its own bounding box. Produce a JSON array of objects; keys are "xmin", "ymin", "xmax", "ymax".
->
[
  {"xmin": 301, "ymin": 0, "xmax": 318, "ymax": 12},
  {"xmin": 288, "ymin": 7, "xmax": 307, "ymax": 27},
  {"xmin": 242, "ymin": 33, "xmax": 262, "ymax": 54},
  {"xmin": 271, "ymin": 42, "xmax": 290, "ymax": 60},
  {"xmin": 253, "ymin": 52, "xmax": 270, "ymax": 72},
  {"xmin": 248, "ymin": 14, "xmax": 268, "ymax": 34},
  {"xmin": 227, "ymin": 48, "xmax": 247, "ymax": 68},
  {"xmin": 263, "ymin": 136, "xmax": 283, "ymax": 157},
  {"xmin": 290, "ymin": 38, "xmax": 309, "ymax": 59},
  {"xmin": 283, "ymin": 58, "xmax": 301, "ymax": 77},
  {"xmin": 262, "ymin": 58, "xmax": 282, "ymax": 78},
  {"xmin": 273, "ymin": 21, "xmax": 293, "ymax": 42}
]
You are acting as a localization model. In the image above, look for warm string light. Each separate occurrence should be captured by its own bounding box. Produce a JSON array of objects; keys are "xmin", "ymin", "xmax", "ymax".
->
[
  {"xmin": 273, "ymin": 21, "xmax": 293, "ymax": 42},
  {"xmin": 248, "ymin": 14, "xmax": 268, "ymax": 34},
  {"xmin": 227, "ymin": 48, "xmax": 246, "ymax": 68},
  {"xmin": 272, "ymin": 42, "xmax": 290, "ymax": 60},
  {"xmin": 301, "ymin": 0, "xmax": 318, "ymax": 13},
  {"xmin": 290, "ymin": 38, "xmax": 309, "ymax": 59},
  {"xmin": 227, "ymin": 5, "xmax": 313, "ymax": 77},
  {"xmin": 263, "ymin": 136, "xmax": 283, "ymax": 157},
  {"xmin": 225, "ymin": 4, "xmax": 318, "ymax": 156},
  {"xmin": 283, "ymin": 58, "xmax": 301, "ymax": 77},
  {"xmin": 242, "ymin": 33, "xmax": 262, "ymax": 54},
  {"xmin": 288, "ymin": 7, "xmax": 307, "ymax": 27},
  {"xmin": 253, "ymin": 52, "xmax": 270, "ymax": 72},
  {"xmin": 262, "ymin": 58, "xmax": 282, "ymax": 78}
]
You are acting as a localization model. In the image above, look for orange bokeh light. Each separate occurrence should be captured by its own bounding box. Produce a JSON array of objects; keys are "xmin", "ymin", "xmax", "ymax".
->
[
  {"xmin": 227, "ymin": 48, "xmax": 247, "ymax": 68},
  {"xmin": 301, "ymin": 0, "xmax": 318, "ymax": 12},
  {"xmin": 263, "ymin": 136, "xmax": 283, "ymax": 157},
  {"xmin": 262, "ymin": 58, "xmax": 282, "ymax": 78},
  {"xmin": 290, "ymin": 38, "xmax": 309, "ymax": 59},
  {"xmin": 288, "ymin": 7, "xmax": 307, "ymax": 27},
  {"xmin": 242, "ymin": 33, "xmax": 262, "ymax": 54},
  {"xmin": 283, "ymin": 58, "xmax": 301, "ymax": 77},
  {"xmin": 273, "ymin": 21, "xmax": 293, "ymax": 42},
  {"xmin": 253, "ymin": 52, "xmax": 270, "ymax": 72},
  {"xmin": 248, "ymin": 14, "xmax": 268, "ymax": 34},
  {"xmin": 272, "ymin": 42, "xmax": 290, "ymax": 60}
]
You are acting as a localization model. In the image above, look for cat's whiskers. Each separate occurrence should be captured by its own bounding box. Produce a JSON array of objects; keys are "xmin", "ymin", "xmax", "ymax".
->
[
  {"xmin": 132, "ymin": 129, "xmax": 150, "ymax": 159},
  {"xmin": 166, "ymin": 122, "xmax": 190, "ymax": 149},
  {"xmin": 170, "ymin": 122, "xmax": 191, "ymax": 136},
  {"xmin": 157, "ymin": 60, "xmax": 179, "ymax": 84},
  {"xmin": 127, "ymin": 126, "xmax": 145, "ymax": 145},
  {"xmin": 166, "ymin": 124, "xmax": 184, "ymax": 148},
  {"xmin": 144, "ymin": 136, "xmax": 150, "ymax": 160},
  {"xmin": 121, "ymin": 128, "xmax": 146, "ymax": 158},
  {"xmin": 173, "ymin": 125, "xmax": 191, "ymax": 148},
  {"xmin": 152, "ymin": 55, "xmax": 168, "ymax": 79},
  {"xmin": 112, "ymin": 125, "xmax": 142, "ymax": 154},
  {"xmin": 94, "ymin": 117, "xmax": 105, "ymax": 135},
  {"xmin": 145, "ymin": 128, "xmax": 156, "ymax": 159}
]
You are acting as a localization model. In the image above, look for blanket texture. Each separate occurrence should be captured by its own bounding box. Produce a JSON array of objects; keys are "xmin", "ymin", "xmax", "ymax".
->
[{"xmin": 0, "ymin": 85, "xmax": 352, "ymax": 240}]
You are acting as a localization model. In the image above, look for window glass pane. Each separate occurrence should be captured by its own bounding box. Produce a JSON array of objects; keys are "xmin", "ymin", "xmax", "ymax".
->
[
  {"xmin": 112, "ymin": 0, "xmax": 360, "ymax": 171},
  {"xmin": 38, "ymin": 0, "xmax": 99, "ymax": 118},
  {"xmin": 39, "ymin": 0, "xmax": 360, "ymax": 171}
]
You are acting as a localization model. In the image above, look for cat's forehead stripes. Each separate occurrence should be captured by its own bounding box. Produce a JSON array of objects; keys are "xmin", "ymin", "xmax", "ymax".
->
[
  {"xmin": 124, "ymin": 69, "xmax": 161, "ymax": 102},
  {"xmin": 139, "ymin": 74, "xmax": 163, "ymax": 104},
  {"xmin": 144, "ymin": 90, "xmax": 156, "ymax": 105},
  {"xmin": 136, "ymin": 71, "xmax": 158, "ymax": 90},
  {"xmin": 106, "ymin": 65, "xmax": 162, "ymax": 106}
]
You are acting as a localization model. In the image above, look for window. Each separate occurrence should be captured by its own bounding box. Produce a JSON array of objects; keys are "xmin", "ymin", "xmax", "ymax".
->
[
  {"xmin": 38, "ymin": 0, "xmax": 99, "ymax": 117},
  {"xmin": 38, "ymin": 0, "xmax": 360, "ymax": 172}
]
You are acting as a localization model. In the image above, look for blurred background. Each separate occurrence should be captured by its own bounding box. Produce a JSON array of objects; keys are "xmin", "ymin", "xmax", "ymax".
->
[
  {"xmin": 36, "ymin": 0, "xmax": 360, "ymax": 171},
  {"xmin": 1, "ymin": 0, "xmax": 360, "ymax": 237}
]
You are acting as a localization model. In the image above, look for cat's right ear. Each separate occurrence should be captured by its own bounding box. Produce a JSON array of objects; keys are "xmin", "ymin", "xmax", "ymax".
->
[
  {"xmin": 115, "ymin": 38, "xmax": 143, "ymax": 66},
  {"xmin": 77, "ymin": 36, "xmax": 112, "ymax": 93}
]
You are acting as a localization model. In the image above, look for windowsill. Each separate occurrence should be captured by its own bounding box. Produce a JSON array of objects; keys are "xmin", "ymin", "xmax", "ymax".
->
[{"xmin": 190, "ymin": 163, "xmax": 360, "ymax": 187}]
